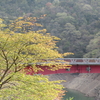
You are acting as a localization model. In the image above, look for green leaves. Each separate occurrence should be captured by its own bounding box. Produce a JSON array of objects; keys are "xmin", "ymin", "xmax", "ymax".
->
[
  {"xmin": 0, "ymin": 73, "xmax": 64, "ymax": 100},
  {"xmin": 66, "ymin": 97, "xmax": 74, "ymax": 100},
  {"xmin": 0, "ymin": 18, "xmax": 70, "ymax": 100},
  {"xmin": 84, "ymin": 32, "xmax": 100, "ymax": 58}
]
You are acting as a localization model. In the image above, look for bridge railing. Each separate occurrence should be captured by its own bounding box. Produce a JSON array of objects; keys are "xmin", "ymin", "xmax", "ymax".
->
[{"xmin": 57, "ymin": 58, "xmax": 100, "ymax": 65}]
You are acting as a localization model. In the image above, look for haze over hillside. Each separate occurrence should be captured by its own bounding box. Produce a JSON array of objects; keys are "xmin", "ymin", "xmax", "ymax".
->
[{"xmin": 0, "ymin": 0, "xmax": 100, "ymax": 58}]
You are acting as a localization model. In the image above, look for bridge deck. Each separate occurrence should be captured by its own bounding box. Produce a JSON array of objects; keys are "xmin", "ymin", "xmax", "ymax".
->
[
  {"xmin": 25, "ymin": 58, "xmax": 100, "ymax": 75},
  {"xmin": 57, "ymin": 58, "xmax": 100, "ymax": 65}
]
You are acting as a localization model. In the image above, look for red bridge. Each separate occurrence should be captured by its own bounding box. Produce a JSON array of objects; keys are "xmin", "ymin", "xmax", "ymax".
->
[{"xmin": 24, "ymin": 58, "xmax": 100, "ymax": 75}]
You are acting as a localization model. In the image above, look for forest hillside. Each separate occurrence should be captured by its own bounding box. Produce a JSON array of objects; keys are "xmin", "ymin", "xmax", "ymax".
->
[{"xmin": 0, "ymin": 0, "xmax": 100, "ymax": 58}]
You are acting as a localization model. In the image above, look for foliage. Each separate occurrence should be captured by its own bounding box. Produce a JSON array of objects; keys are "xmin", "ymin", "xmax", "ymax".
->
[
  {"xmin": 0, "ymin": 18, "xmax": 72, "ymax": 100},
  {"xmin": 8, "ymin": 15, "xmax": 46, "ymax": 33},
  {"xmin": 0, "ymin": 0, "xmax": 100, "ymax": 57},
  {"xmin": 66, "ymin": 97, "xmax": 74, "ymax": 100},
  {"xmin": 84, "ymin": 32, "xmax": 100, "ymax": 58},
  {"xmin": 0, "ymin": 73, "xmax": 64, "ymax": 100}
]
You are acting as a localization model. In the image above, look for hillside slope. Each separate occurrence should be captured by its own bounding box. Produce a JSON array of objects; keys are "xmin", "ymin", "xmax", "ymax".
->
[{"xmin": 49, "ymin": 73, "xmax": 100, "ymax": 99}]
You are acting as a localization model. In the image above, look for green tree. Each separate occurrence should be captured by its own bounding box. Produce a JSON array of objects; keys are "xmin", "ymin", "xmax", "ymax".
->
[
  {"xmin": 0, "ymin": 18, "xmax": 71, "ymax": 100},
  {"xmin": 84, "ymin": 32, "xmax": 100, "ymax": 58}
]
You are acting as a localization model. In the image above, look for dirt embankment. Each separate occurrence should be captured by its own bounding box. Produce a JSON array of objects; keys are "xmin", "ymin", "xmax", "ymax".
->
[{"xmin": 49, "ymin": 73, "xmax": 100, "ymax": 99}]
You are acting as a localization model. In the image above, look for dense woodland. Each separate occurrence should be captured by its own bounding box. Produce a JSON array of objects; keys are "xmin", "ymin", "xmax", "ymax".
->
[{"xmin": 0, "ymin": 0, "xmax": 100, "ymax": 58}]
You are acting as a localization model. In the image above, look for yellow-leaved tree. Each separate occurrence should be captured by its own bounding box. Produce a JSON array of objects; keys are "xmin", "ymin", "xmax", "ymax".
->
[{"xmin": 0, "ymin": 17, "xmax": 72, "ymax": 100}]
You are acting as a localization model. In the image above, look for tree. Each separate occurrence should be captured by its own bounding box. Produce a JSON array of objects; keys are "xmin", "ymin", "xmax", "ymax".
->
[
  {"xmin": 8, "ymin": 16, "xmax": 44, "ymax": 33},
  {"xmin": 0, "ymin": 73, "xmax": 64, "ymax": 100},
  {"xmin": 0, "ymin": 18, "xmax": 72, "ymax": 100},
  {"xmin": 84, "ymin": 32, "xmax": 100, "ymax": 58},
  {"xmin": 58, "ymin": 23, "xmax": 83, "ymax": 57}
]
